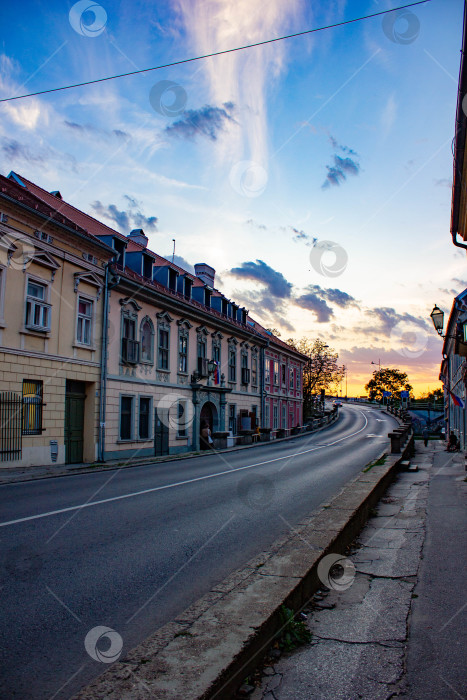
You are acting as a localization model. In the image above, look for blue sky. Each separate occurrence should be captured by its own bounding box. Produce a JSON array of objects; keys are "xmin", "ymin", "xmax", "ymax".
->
[{"xmin": 0, "ymin": 0, "xmax": 464, "ymax": 394}]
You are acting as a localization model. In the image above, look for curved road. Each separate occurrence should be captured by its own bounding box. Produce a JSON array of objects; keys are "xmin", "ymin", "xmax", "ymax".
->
[{"xmin": 0, "ymin": 404, "xmax": 397, "ymax": 698}]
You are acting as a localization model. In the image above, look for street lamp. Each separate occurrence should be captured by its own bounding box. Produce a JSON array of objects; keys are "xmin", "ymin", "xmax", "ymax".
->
[
  {"xmin": 430, "ymin": 304, "xmax": 444, "ymax": 336},
  {"xmin": 371, "ymin": 359, "xmax": 381, "ymax": 371}
]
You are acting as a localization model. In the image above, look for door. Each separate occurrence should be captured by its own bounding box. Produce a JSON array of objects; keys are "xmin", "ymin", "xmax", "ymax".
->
[
  {"xmin": 65, "ymin": 381, "xmax": 85, "ymax": 463},
  {"xmin": 154, "ymin": 408, "xmax": 169, "ymax": 456}
]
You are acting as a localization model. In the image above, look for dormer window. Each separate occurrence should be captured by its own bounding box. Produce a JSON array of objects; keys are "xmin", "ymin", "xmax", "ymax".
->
[
  {"xmin": 142, "ymin": 254, "xmax": 153, "ymax": 279},
  {"xmin": 204, "ymin": 288, "xmax": 211, "ymax": 307},
  {"xmin": 184, "ymin": 278, "xmax": 192, "ymax": 299}
]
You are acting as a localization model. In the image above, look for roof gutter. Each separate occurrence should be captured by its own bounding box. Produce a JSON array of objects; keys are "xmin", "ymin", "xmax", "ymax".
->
[{"xmin": 0, "ymin": 192, "xmax": 115, "ymax": 255}]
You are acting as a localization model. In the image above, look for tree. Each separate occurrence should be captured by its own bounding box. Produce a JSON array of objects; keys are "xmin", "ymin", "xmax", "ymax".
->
[
  {"xmin": 266, "ymin": 327, "xmax": 281, "ymax": 337},
  {"xmin": 365, "ymin": 368, "xmax": 413, "ymax": 402},
  {"xmin": 286, "ymin": 338, "xmax": 345, "ymax": 417}
]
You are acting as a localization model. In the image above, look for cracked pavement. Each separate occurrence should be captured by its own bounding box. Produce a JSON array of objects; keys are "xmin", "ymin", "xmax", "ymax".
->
[{"xmin": 251, "ymin": 443, "xmax": 467, "ymax": 700}]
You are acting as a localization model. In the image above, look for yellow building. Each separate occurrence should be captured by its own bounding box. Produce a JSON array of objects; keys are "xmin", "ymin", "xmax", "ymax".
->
[{"xmin": 0, "ymin": 173, "xmax": 115, "ymax": 466}]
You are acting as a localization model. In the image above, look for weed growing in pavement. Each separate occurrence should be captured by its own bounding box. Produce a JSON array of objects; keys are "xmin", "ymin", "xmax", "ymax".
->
[
  {"xmin": 277, "ymin": 606, "xmax": 311, "ymax": 651},
  {"xmin": 363, "ymin": 454, "xmax": 387, "ymax": 473}
]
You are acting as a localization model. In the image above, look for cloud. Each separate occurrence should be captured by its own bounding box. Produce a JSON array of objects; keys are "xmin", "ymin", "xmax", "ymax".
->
[
  {"xmin": 165, "ymin": 103, "xmax": 236, "ymax": 141},
  {"xmin": 435, "ymin": 178, "xmax": 452, "ymax": 188},
  {"xmin": 163, "ymin": 254, "xmax": 195, "ymax": 274},
  {"xmin": 233, "ymin": 289, "xmax": 295, "ymax": 331},
  {"xmin": 291, "ymin": 227, "xmax": 317, "ymax": 246},
  {"xmin": 322, "ymin": 154, "xmax": 361, "ymax": 189},
  {"xmin": 1, "ymin": 138, "xmax": 44, "ymax": 164},
  {"xmin": 294, "ymin": 291, "xmax": 334, "ymax": 323},
  {"xmin": 245, "ymin": 219, "xmax": 267, "ymax": 230},
  {"xmin": 64, "ymin": 120, "xmax": 131, "ymax": 141},
  {"xmin": 229, "ymin": 259, "xmax": 292, "ymax": 298},
  {"xmin": 303, "ymin": 284, "xmax": 358, "ymax": 309},
  {"xmin": 322, "ymin": 137, "xmax": 361, "ymax": 189},
  {"xmin": 92, "ymin": 196, "xmax": 158, "ymax": 233},
  {"xmin": 0, "ymin": 137, "xmax": 77, "ymax": 172}
]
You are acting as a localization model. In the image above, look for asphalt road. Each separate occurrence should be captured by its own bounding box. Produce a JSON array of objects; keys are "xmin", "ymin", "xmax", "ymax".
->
[{"xmin": 0, "ymin": 404, "xmax": 397, "ymax": 699}]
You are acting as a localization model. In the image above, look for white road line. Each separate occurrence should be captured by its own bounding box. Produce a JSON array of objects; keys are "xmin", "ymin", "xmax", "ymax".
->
[{"xmin": 0, "ymin": 411, "xmax": 372, "ymax": 528}]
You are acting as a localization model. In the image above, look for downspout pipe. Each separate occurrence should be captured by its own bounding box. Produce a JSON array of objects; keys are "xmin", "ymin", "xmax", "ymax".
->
[{"xmin": 98, "ymin": 263, "xmax": 119, "ymax": 462}]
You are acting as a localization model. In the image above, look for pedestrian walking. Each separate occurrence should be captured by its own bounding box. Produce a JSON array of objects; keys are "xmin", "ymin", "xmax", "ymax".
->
[{"xmin": 422, "ymin": 425, "xmax": 429, "ymax": 447}]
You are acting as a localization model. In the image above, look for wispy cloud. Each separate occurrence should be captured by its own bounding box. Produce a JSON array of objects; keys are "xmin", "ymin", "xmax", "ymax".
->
[
  {"xmin": 304, "ymin": 284, "xmax": 358, "ymax": 309},
  {"xmin": 64, "ymin": 120, "xmax": 130, "ymax": 141},
  {"xmin": 176, "ymin": 0, "xmax": 303, "ymax": 163},
  {"xmin": 165, "ymin": 103, "xmax": 236, "ymax": 141},
  {"xmin": 322, "ymin": 136, "xmax": 361, "ymax": 189},
  {"xmin": 294, "ymin": 291, "xmax": 333, "ymax": 322},
  {"xmin": 290, "ymin": 227, "xmax": 317, "ymax": 246},
  {"xmin": 92, "ymin": 196, "xmax": 158, "ymax": 233}
]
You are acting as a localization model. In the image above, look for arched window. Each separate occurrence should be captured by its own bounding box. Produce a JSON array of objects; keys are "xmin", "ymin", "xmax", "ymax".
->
[{"xmin": 140, "ymin": 317, "xmax": 154, "ymax": 364}]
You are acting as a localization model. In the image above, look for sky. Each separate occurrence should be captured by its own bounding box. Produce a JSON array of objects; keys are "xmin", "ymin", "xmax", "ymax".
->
[{"xmin": 0, "ymin": 0, "xmax": 465, "ymax": 397}]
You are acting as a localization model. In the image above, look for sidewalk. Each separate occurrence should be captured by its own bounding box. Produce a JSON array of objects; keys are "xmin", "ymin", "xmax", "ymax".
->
[{"xmin": 251, "ymin": 442, "xmax": 467, "ymax": 700}]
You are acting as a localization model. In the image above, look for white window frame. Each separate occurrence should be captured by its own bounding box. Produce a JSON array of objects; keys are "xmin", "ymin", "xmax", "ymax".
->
[
  {"xmin": 273, "ymin": 361, "xmax": 279, "ymax": 385},
  {"xmin": 75, "ymin": 294, "xmax": 94, "ymax": 346},
  {"xmin": 24, "ymin": 275, "xmax": 51, "ymax": 332}
]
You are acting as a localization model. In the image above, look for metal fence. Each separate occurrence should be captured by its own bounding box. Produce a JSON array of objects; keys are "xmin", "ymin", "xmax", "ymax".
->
[{"xmin": 0, "ymin": 391, "xmax": 22, "ymax": 462}]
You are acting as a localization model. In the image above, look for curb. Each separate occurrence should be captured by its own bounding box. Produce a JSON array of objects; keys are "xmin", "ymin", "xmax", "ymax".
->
[
  {"xmin": 0, "ymin": 414, "xmax": 340, "ymax": 486},
  {"xmin": 74, "ymin": 429, "xmax": 412, "ymax": 700}
]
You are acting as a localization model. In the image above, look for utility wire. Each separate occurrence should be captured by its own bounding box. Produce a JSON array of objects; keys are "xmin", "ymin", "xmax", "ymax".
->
[{"xmin": 0, "ymin": 0, "xmax": 430, "ymax": 103}]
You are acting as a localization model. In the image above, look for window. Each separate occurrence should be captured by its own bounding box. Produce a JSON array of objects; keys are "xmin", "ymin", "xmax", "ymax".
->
[
  {"xmin": 289, "ymin": 367, "xmax": 294, "ymax": 390},
  {"xmin": 22, "ymin": 380, "xmax": 43, "ymax": 435},
  {"xmin": 158, "ymin": 328, "xmax": 169, "ymax": 370},
  {"xmin": 281, "ymin": 364, "xmax": 286, "ymax": 386},
  {"xmin": 273, "ymin": 361, "xmax": 279, "ymax": 385},
  {"xmin": 76, "ymin": 297, "xmax": 93, "ymax": 345},
  {"xmin": 179, "ymin": 333, "xmax": 188, "ymax": 373},
  {"xmin": 212, "ymin": 343, "xmax": 220, "ymax": 364},
  {"xmin": 139, "ymin": 397, "xmax": 151, "ymax": 439},
  {"xmin": 264, "ymin": 402, "xmax": 270, "ymax": 428},
  {"xmin": 265, "ymin": 360, "xmax": 271, "ymax": 384},
  {"xmin": 229, "ymin": 347, "xmax": 236, "ymax": 382},
  {"xmin": 228, "ymin": 404, "xmax": 237, "ymax": 433},
  {"xmin": 178, "ymin": 401, "xmax": 188, "ymax": 437},
  {"xmin": 282, "ymin": 404, "xmax": 287, "ymax": 428},
  {"xmin": 25, "ymin": 279, "xmax": 50, "ymax": 331},
  {"xmin": 296, "ymin": 368, "xmax": 301, "ymax": 391},
  {"xmin": 197, "ymin": 337, "xmax": 206, "ymax": 359},
  {"xmin": 121, "ymin": 314, "xmax": 139, "ymax": 363},
  {"xmin": 273, "ymin": 404, "xmax": 279, "ymax": 429},
  {"xmin": 252, "ymin": 354, "xmax": 258, "ymax": 385},
  {"xmin": 140, "ymin": 318, "xmax": 154, "ymax": 363},
  {"xmin": 120, "ymin": 396, "xmax": 133, "ymax": 440}
]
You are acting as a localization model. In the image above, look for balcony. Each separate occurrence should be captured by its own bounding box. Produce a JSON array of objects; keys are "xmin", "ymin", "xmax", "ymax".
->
[
  {"xmin": 121, "ymin": 337, "xmax": 140, "ymax": 364},
  {"xmin": 197, "ymin": 357, "xmax": 209, "ymax": 377}
]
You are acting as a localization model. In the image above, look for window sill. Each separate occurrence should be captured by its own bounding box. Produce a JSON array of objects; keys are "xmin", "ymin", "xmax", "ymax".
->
[
  {"xmin": 20, "ymin": 327, "xmax": 51, "ymax": 338},
  {"xmin": 140, "ymin": 360, "xmax": 154, "ymax": 366},
  {"xmin": 73, "ymin": 343, "xmax": 96, "ymax": 351},
  {"xmin": 0, "ymin": 319, "xmax": 6, "ymax": 329},
  {"xmin": 156, "ymin": 368, "xmax": 170, "ymax": 373},
  {"xmin": 117, "ymin": 438, "xmax": 153, "ymax": 444},
  {"xmin": 176, "ymin": 435, "xmax": 188, "ymax": 440}
]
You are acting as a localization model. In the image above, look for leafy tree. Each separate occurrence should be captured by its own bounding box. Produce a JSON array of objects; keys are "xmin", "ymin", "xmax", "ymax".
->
[
  {"xmin": 365, "ymin": 368, "xmax": 413, "ymax": 402},
  {"xmin": 266, "ymin": 327, "xmax": 282, "ymax": 337},
  {"xmin": 286, "ymin": 338, "xmax": 345, "ymax": 417}
]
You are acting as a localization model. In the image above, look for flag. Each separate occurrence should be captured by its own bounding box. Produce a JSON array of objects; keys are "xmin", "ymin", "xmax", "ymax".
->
[
  {"xmin": 448, "ymin": 389, "xmax": 465, "ymax": 408},
  {"xmin": 214, "ymin": 361, "xmax": 220, "ymax": 385}
]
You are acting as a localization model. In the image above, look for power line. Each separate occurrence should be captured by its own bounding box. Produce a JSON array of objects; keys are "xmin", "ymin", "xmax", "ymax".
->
[{"xmin": 0, "ymin": 0, "xmax": 430, "ymax": 104}]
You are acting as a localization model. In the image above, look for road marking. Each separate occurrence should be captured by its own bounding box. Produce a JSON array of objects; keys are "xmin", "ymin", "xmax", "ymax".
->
[{"xmin": 0, "ymin": 412, "xmax": 373, "ymax": 528}]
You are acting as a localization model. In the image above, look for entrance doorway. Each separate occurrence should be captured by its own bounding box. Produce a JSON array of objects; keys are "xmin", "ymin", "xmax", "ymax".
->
[
  {"xmin": 65, "ymin": 380, "xmax": 85, "ymax": 463},
  {"xmin": 154, "ymin": 408, "xmax": 169, "ymax": 456},
  {"xmin": 200, "ymin": 401, "xmax": 217, "ymax": 449}
]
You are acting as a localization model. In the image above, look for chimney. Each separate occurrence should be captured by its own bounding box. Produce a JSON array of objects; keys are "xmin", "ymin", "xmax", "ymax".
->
[
  {"xmin": 128, "ymin": 228, "xmax": 148, "ymax": 248},
  {"xmin": 194, "ymin": 263, "xmax": 215, "ymax": 287}
]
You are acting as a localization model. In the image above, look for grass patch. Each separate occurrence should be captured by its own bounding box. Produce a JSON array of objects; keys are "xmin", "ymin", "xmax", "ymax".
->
[
  {"xmin": 277, "ymin": 606, "xmax": 311, "ymax": 651},
  {"xmin": 363, "ymin": 454, "xmax": 387, "ymax": 473}
]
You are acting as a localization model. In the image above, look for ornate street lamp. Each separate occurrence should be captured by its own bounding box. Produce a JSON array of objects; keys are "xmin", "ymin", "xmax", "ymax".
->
[{"xmin": 430, "ymin": 304, "xmax": 445, "ymax": 336}]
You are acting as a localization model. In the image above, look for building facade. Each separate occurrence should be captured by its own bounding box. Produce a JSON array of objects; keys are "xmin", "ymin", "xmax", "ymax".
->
[
  {"xmin": 0, "ymin": 171, "xmax": 307, "ymax": 465},
  {"xmin": 0, "ymin": 173, "xmax": 114, "ymax": 467}
]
